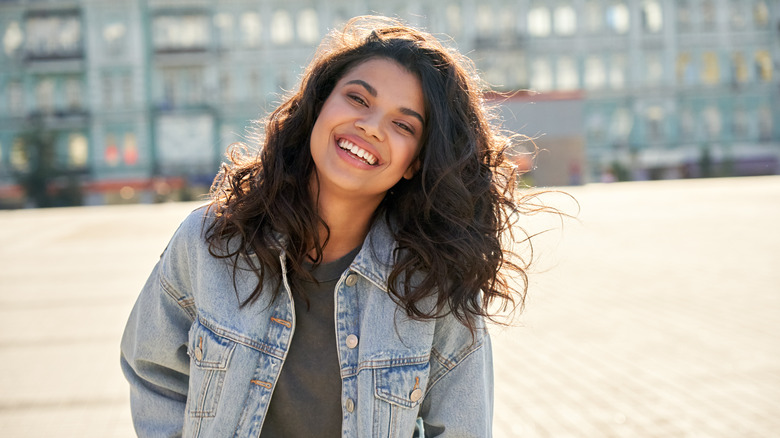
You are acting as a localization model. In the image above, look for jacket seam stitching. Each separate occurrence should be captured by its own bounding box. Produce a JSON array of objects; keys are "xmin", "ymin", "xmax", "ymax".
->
[
  {"xmin": 340, "ymin": 354, "xmax": 430, "ymax": 379},
  {"xmin": 427, "ymin": 338, "xmax": 485, "ymax": 391},
  {"xmin": 197, "ymin": 316, "xmax": 286, "ymax": 359},
  {"xmin": 349, "ymin": 266, "xmax": 388, "ymax": 293},
  {"xmin": 159, "ymin": 275, "xmax": 196, "ymax": 321}
]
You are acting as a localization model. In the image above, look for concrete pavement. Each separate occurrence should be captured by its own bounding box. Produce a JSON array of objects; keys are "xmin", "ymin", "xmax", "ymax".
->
[{"xmin": 1, "ymin": 176, "xmax": 778, "ymax": 437}]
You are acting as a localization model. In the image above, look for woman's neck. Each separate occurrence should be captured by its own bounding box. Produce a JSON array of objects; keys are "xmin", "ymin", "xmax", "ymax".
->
[{"xmin": 309, "ymin": 184, "xmax": 383, "ymax": 263}]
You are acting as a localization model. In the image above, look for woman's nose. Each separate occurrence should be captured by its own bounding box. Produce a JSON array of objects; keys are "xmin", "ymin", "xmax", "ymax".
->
[{"xmin": 354, "ymin": 113, "xmax": 384, "ymax": 141}]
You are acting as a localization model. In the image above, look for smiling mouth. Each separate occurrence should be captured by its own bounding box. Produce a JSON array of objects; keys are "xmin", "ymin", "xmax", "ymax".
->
[{"xmin": 338, "ymin": 138, "xmax": 378, "ymax": 166}]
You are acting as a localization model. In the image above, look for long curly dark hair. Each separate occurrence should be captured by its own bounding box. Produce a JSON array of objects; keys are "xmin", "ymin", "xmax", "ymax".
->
[{"xmin": 206, "ymin": 16, "xmax": 541, "ymax": 333}]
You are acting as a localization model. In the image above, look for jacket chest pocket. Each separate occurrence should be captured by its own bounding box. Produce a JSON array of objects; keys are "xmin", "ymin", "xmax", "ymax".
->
[
  {"xmin": 373, "ymin": 361, "xmax": 430, "ymax": 437},
  {"xmin": 187, "ymin": 320, "xmax": 236, "ymax": 418}
]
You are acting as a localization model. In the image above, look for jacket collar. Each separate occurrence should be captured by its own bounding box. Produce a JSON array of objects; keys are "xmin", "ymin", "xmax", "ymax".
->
[
  {"xmin": 270, "ymin": 217, "xmax": 398, "ymax": 292},
  {"xmin": 349, "ymin": 218, "xmax": 398, "ymax": 293}
]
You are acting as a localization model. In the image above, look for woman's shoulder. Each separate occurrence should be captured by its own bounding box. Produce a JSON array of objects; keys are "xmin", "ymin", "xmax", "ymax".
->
[
  {"xmin": 156, "ymin": 202, "xmax": 215, "ymax": 265},
  {"xmin": 168, "ymin": 203, "xmax": 214, "ymax": 243}
]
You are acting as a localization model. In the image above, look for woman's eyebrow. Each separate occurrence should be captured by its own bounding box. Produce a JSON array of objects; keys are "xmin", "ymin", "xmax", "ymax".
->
[
  {"xmin": 400, "ymin": 108, "xmax": 425, "ymax": 125},
  {"xmin": 345, "ymin": 79, "xmax": 425, "ymax": 125},
  {"xmin": 346, "ymin": 79, "xmax": 377, "ymax": 97}
]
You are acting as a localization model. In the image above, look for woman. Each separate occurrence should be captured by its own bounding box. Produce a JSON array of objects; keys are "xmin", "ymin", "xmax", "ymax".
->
[{"xmin": 121, "ymin": 16, "xmax": 532, "ymax": 437}]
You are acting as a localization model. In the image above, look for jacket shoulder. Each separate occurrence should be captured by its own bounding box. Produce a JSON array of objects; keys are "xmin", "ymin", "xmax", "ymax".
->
[
  {"xmin": 426, "ymin": 311, "xmax": 490, "ymax": 387},
  {"xmin": 156, "ymin": 204, "xmax": 215, "ymax": 296},
  {"xmin": 171, "ymin": 203, "xmax": 213, "ymax": 243}
]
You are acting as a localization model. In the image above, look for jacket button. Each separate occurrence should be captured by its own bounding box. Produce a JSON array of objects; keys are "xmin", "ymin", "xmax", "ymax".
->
[
  {"xmin": 346, "ymin": 334, "xmax": 358, "ymax": 349},
  {"xmin": 194, "ymin": 347, "xmax": 203, "ymax": 361},
  {"xmin": 345, "ymin": 273, "xmax": 358, "ymax": 286},
  {"xmin": 410, "ymin": 388, "xmax": 423, "ymax": 402},
  {"xmin": 345, "ymin": 398, "xmax": 355, "ymax": 413}
]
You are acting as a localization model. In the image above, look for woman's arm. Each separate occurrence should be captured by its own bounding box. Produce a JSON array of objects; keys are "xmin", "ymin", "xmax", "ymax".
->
[
  {"xmin": 120, "ymin": 257, "xmax": 195, "ymax": 437},
  {"xmin": 419, "ymin": 320, "xmax": 494, "ymax": 437}
]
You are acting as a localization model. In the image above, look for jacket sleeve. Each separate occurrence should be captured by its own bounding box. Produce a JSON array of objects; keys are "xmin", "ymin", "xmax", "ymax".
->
[
  {"xmin": 418, "ymin": 320, "xmax": 494, "ymax": 437},
  {"xmin": 120, "ymin": 247, "xmax": 196, "ymax": 438}
]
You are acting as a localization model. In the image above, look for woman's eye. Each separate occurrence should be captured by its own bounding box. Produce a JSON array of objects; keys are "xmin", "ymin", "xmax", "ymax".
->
[
  {"xmin": 395, "ymin": 122, "xmax": 414, "ymax": 134},
  {"xmin": 348, "ymin": 94, "xmax": 367, "ymax": 106}
]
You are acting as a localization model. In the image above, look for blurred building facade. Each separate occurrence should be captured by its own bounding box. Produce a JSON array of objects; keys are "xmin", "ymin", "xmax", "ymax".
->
[{"xmin": 0, "ymin": 0, "xmax": 777, "ymax": 206}]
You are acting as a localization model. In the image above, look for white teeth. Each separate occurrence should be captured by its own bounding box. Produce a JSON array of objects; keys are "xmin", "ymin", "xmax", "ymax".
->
[{"xmin": 338, "ymin": 139, "xmax": 377, "ymax": 165}]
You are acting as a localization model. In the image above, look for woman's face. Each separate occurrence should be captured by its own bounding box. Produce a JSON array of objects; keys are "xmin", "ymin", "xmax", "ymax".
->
[{"xmin": 309, "ymin": 57, "xmax": 425, "ymax": 204}]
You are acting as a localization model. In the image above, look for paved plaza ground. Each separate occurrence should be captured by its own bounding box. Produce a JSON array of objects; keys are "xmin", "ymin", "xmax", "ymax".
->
[{"xmin": 0, "ymin": 176, "xmax": 778, "ymax": 437}]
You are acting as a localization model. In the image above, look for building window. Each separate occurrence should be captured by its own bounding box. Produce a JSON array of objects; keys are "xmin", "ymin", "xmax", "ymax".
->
[
  {"xmin": 755, "ymin": 50, "xmax": 773, "ymax": 82},
  {"xmin": 645, "ymin": 52, "xmax": 663, "ymax": 85},
  {"xmin": 585, "ymin": 56, "xmax": 606, "ymax": 89},
  {"xmin": 609, "ymin": 107, "xmax": 633, "ymax": 144},
  {"xmin": 101, "ymin": 72, "xmax": 132, "ymax": 110},
  {"xmin": 476, "ymin": 5, "xmax": 494, "ymax": 38},
  {"xmin": 553, "ymin": 5, "xmax": 577, "ymax": 36},
  {"xmin": 7, "ymin": 80, "xmax": 24, "ymax": 116},
  {"xmin": 184, "ymin": 69, "xmax": 203, "ymax": 104},
  {"xmin": 161, "ymin": 69, "xmax": 176, "ymax": 108},
  {"xmin": 528, "ymin": 6, "xmax": 551, "ymax": 37},
  {"xmin": 297, "ymin": 8, "xmax": 319, "ymax": 44},
  {"xmin": 65, "ymin": 77, "xmax": 82, "ymax": 110},
  {"xmin": 102, "ymin": 21, "xmax": 127, "ymax": 55},
  {"xmin": 732, "ymin": 52, "xmax": 749, "ymax": 84},
  {"xmin": 530, "ymin": 58, "xmax": 553, "ymax": 91},
  {"xmin": 732, "ymin": 105, "xmax": 749, "ymax": 139},
  {"xmin": 730, "ymin": 1, "xmax": 747, "ymax": 30},
  {"xmin": 701, "ymin": 52, "xmax": 720, "ymax": 85},
  {"xmin": 676, "ymin": 52, "xmax": 696, "ymax": 85},
  {"xmin": 641, "ymin": 0, "xmax": 663, "ymax": 33},
  {"xmin": 68, "ymin": 133, "xmax": 88, "ymax": 168},
  {"xmin": 556, "ymin": 56, "xmax": 578, "ymax": 90},
  {"xmin": 679, "ymin": 107, "xmax": 695, "ymax": 141},
  {"xmin": 214, "ymin": 13, "xmax": 235, "ymax": 49},
  {"xmin": 122, "ymin": 74, "xmax": 133, "ymax": 107},
  {"xmin": 35, "ymin": 78, "xmax": 55, "ymax": 113},
  {"xmin": 510, "ymin": 54, "xmax": 528, "ymax": 89},
  {"xmin": 605, "ymin": 2, "xmax": 630, "ymax": 34},
  {"xmin": 609, "ymin": 54, "xmax": 626, "ymax": 89},
  {"xmin": 158, "ymin": 68, "xmax": 204, "ymax": 108},
  {"xmin": 123, "ymin": 133, "xmax": 138, "ymax": 165},
  {"xmin": 153, "ymin": 13, "xmax": 209, "ymax": 52},
  {"xmin": 703, "ymin": 106, "xmax": 721, "ymax": 140},
  {"xmin": 3, "ymin": 21, "xmax": 24, "ymax": 57},
  {"xmin": 271, "ymin": 10, "xmax": 293, "ymax": 45},
  {"xmin": 25, "ymin": 12, "xmax": 83, "ymax": 59},
  {"xmin": 10, "ymin": 138, "xmax": 28, "ymax": 171},
  {"xmin": 701, "ymin": 0, "xmax": 716, "ymax": 31},
  {"xmin": 753, "ymin": 1, "xmax": 769, "ymax": 28},
  {"xmin": 102, "ymin": 73, "xmax": 114, "ymax": 109},
  {"xmin": 587, "ymin": 112, "xmax": 606, "ymax": 142},
  {"xmin": 98, "ymin": 131, "xmax": 134, "ymax": 167},
  {"xmin": 645, "ymin": 106, "xmax": 665, "ymax": 143},
  {"xmin": 240, "ymin": 12, "xmax": 261, "ymax": 48}
]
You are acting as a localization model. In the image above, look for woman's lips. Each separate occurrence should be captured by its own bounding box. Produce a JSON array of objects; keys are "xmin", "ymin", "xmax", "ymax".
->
[{"xmin": 337, "ymin": 138, "xmax": 378, "ymax": 166}]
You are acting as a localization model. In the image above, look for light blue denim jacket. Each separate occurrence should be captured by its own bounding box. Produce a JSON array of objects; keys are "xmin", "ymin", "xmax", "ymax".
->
[{"xmin": 120, "ymin": 207, "xmax": 493, "ymax": 437}]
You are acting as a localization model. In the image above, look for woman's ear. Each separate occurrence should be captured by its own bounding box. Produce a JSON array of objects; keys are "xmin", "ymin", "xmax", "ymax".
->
[{"xmin": 403, "ymin": 159, "xmax": 421, "ymax": 180}]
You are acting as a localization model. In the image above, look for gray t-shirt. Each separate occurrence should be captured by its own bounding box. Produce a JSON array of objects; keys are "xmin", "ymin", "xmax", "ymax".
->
[{"xmin": 260, "ymin": 246, "xmax": 360, "ymax": 437}]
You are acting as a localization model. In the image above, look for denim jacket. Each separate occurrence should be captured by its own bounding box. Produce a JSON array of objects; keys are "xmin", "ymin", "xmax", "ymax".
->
[{"xmin": 120, "ymin": 207, "xmax": 493, "ymax": 437}]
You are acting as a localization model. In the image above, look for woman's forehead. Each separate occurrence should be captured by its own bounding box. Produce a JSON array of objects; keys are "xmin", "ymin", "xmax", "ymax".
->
[{"xmin": 337, "ymin": 58, "xmax": 425, "ymax": 118}]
